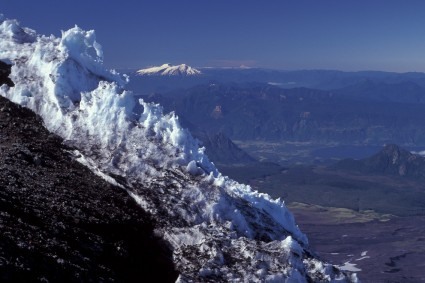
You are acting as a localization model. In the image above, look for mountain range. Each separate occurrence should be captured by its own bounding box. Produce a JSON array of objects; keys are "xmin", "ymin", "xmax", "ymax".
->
[
  {"xmin": 125, "ymin": 65, "xmax": 425, "ymax": 95},
  {"xmin": 141, "ymin": 83, "xmax": 425, "ymax": 147}
]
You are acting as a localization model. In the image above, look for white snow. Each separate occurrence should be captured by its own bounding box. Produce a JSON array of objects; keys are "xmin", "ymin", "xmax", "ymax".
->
[
  {"xmin": 186, "ymin": 160, "xmax": 201, "ymax": 175},
  {"xmin": 137, "ymin": 63, "xmax": 202, "ymax": 76},
  {"xmin": 411, "ymin": 150, "xmax": 425, "ymax": 157},
  {"xmin": 0, "ymin": 14, "xmax": 358, "ymax": 282},
  {"xmin": 72, "ymin": 149, "xmax": 125, "ymax": 189},
  {"xmin": 336, "ymin": 262, "xmax": 362, "ymax": 272},
  {"xmin": 355, "ymin": 251, "xmax": 370, "ymax": 261}
]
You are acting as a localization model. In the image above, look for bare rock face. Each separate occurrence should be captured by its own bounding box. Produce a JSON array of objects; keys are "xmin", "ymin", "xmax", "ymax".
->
[{"xmin": 0, "ymin": 66, "xmax": 177, "ymax": 282}]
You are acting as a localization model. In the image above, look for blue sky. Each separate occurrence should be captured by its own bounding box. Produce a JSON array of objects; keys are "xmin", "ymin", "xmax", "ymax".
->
[{"xmin": 3, "ymin": 0, "xmax": 425, "ymax": 72}]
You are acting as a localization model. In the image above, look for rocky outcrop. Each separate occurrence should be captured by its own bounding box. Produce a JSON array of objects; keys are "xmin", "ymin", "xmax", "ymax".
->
[{"xmin": 334, "ymin": 144, "xmax": 425, "ymax": 180}]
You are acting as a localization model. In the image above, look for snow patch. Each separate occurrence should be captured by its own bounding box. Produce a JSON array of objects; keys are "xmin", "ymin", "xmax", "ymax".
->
[
  {"xmin": 355, "ymin": 256, "xmax": 370, "ymax": 261},
  {"xmin": 137, "ymin": 63, "xmax": 202, "ymax": 76},
  {"xmin": 337, "ymin": 262, "xmax": 362, "ymax": 272},
  {"xmin": 186, "ymin": 160, "xmax": 202, "ymax": 175},
  {"xmin": 355, "ymin": 251, "xmax": 370, "ymax": 261},
  {"xmin": 72, "ymin": 150, "xmax": 125, "ymax": 189},
  {"xmin": 411, "ymin": 150, "xmax": 425, "ymax": 157}
]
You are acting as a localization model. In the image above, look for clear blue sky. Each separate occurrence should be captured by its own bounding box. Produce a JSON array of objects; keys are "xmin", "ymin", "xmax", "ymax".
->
[{"xmin": 3, "ymin": 0, "xmax": 425, "ymax": 72}]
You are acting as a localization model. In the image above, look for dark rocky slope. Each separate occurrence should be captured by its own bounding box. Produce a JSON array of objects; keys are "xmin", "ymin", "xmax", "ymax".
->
[{"xmin": 0, "ymin": 69, "xmax": 177, "ymax": 281}]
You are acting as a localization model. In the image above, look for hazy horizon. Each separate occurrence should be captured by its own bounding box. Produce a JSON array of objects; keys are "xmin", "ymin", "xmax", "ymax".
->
[
  {"xmin": 129, "ymin": 64, "xmax": 425, "ymax": 74},
  {"xmin": 4, "ymin": 0, "xmax": 425, "ymax": 72}
]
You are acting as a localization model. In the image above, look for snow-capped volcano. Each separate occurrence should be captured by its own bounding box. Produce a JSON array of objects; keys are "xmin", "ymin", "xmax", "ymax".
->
[
  {"xmin": 137, "ymin": 63, "xmax": 202, "ymax": 76},
  {"xmin": 0, "ymin": 15, "xmax": 358, "ymax": 282}
]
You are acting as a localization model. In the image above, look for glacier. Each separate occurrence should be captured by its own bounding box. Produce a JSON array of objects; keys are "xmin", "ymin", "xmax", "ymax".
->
[{"xmin": 0, "ymin": 15, "xmax": 358, "ymax": 282}]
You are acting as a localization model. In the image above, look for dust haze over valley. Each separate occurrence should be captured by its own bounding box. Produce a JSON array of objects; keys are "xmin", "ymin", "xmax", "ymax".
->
[{"xmin": 3, "ymin": 1, "xmax": 425, "ymax": 282}]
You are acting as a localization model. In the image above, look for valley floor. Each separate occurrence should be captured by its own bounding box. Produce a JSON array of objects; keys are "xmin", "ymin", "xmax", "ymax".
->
[
  {"xmin": 219, "ymin": 158, "xmax": 425, "ymax": 283},
  {"xmin": 289, "ymin": 203, "xmax": 425, "ymax": 283}
]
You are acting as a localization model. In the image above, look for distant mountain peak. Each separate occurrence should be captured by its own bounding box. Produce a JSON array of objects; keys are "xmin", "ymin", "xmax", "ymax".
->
[
  {"xmin": 137, "ymin": 63, "xmax": 202, "ymax": 76},
  {"xmin": 334, "ymin": 144, "xmax": 425, "ymax": 179}
]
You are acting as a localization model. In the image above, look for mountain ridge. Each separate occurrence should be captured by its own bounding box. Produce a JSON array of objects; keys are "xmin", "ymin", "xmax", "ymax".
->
[
  {"xmin": 334, "ymin": 144, "xmax": 425, "ymax": 180},
  {"xmin": 145, "ymin": 82, "xmax": 425, "ymax": 146}
]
